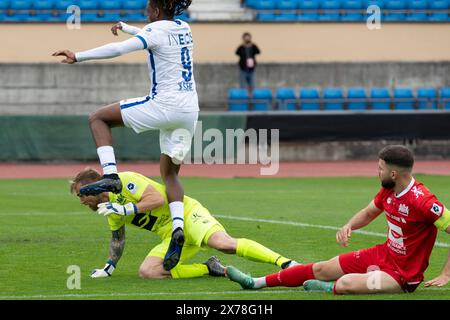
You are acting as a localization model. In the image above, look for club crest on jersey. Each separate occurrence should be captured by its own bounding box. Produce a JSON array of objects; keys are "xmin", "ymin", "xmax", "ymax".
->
[
  {"xmin": 398, "ymin": 204, "xmax": 409, "ymax": 216},
  {"xmin": 127, "ymin": 182, "xmax": 137, "ymax": 194},
  {"xmin": 431, "ymin": 203, "xmax": 443, "ymax": 216},
  {"xmin": 387, "ymin": 197, "xmax": 392, "ymax": 204},
  {"xmin": 411, "ymin": 186, "xmax": 424, "ymax": 199},
  {"xmin": 146, "ymin": 27, "xmax": 152, "ymax": 32}
]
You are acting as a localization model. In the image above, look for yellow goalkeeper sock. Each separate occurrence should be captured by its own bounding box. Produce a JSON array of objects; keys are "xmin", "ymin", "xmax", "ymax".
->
[
  {"xmin": 170, "ymin": 264, "xmax": 209, "ymax": 279},
  {"xmin": 236, "ymin": 238, "xmax": 290, "ymax": 267}
]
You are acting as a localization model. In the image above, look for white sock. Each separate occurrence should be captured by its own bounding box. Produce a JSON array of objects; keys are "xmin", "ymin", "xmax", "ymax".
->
[
  {"xmin": 253, "ymin": 277, "xmax": 267, "ymax": 289},
  {"xmin": 169, "ymin": 201, "xmax": 184, "ymax": 232},
  {"xmin": 97, "ymin": 146, "xmax": 117, "ymax": 175}
]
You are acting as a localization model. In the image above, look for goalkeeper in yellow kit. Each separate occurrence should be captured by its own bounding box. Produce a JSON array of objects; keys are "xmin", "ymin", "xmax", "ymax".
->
[{"xmin": 71, "ymin": 168, "xmax": 297, "ymax": 279}]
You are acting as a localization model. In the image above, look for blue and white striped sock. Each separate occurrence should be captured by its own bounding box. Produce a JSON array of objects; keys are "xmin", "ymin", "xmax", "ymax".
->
[{"xmin": 97, "ymin": 146, "xmax": 117, "ymax": 175}]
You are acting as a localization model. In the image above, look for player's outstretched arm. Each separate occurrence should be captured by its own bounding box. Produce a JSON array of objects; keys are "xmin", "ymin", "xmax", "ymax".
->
[
  {"xmin": 111, "ymin": 21, "xmax": 142, "ymax": 36},
  {"xmin": 336, "ymin": 200, "xmax": 383, "ymax": 247},
  {"xmin": 52, "ymin": 36, "xmax": 145, "ymax": 64},
  {"xmin": 425, "ymin": 209, "xmax": 450, "ymax": 287},
  {"xmin": 425, "ymin": 251, "xmax": 450, "ymax": 287},
  {"xmin": 52, "ymin": 50, "xmax": 77, "ymax": 64},
  {"xmin": 91, "ymin": 226, "xmax": 126, "ymax": 278}
]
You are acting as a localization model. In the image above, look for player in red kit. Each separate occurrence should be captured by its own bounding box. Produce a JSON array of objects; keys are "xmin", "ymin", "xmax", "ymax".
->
[{"xmin": 226, "ymin": 145, "xmax": 450, "ymax": 294}]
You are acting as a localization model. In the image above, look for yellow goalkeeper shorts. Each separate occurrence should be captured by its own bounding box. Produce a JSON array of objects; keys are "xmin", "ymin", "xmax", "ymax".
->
[{"xmin": 147, "ymin": 204, "xmax": 225, "ymax": 260}]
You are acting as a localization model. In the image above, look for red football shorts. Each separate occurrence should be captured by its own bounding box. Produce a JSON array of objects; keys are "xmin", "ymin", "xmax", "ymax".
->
[{"xmin": 338, "ymin": 244, "xmax": 420, "ymax": 293}]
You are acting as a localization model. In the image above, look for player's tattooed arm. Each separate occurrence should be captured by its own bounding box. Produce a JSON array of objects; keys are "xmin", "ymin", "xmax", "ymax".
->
[{"xmin": 109, "ymin": 225, "xmax": 126, "ymax": 265}]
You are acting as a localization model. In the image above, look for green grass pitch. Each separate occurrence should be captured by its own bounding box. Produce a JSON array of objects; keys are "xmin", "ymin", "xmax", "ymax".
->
[{"xmin": 1, "ymin": 175, "xmax": 449, "ymax": 300}]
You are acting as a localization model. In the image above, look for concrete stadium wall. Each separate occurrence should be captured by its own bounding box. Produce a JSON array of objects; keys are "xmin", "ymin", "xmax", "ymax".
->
[
  {"xmin": 1, "ymin": 23, "xmax": 450, "ymax": 63},
  {"xmin": 1, "ymin": 62, "xmax": 449, "ymax": 113}
]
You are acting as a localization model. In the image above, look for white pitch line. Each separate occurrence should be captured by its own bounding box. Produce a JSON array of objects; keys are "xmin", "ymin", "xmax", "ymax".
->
[
  {"xmin": 214, "ymin": 214, "xmax": 450, "ymax": 248},
  {"xmin": 0, "ymin": 289, "xmax": 302, "ymax": 300},
  {"xmin": 1, "ymin": 287, "xmax": 449, "ymax": 300},
  {"xmin": 2, "ymin": 211, "xmax": 449, "ymax": 248}
]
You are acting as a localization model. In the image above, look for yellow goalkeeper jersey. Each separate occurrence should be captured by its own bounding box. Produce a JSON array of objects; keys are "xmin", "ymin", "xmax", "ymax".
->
[{"xmin": 107, "ymin": 172, "xmax": 201, "ymax": 234}]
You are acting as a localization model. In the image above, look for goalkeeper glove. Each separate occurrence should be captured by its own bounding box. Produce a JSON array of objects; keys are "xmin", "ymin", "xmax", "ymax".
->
[
  {"xmin": 91, "ymin": 259, "xmax": 116, "ymax": 278},
  {"xmin": 97, "ymin": 202, "xmax": 137, "ymax": 216}
]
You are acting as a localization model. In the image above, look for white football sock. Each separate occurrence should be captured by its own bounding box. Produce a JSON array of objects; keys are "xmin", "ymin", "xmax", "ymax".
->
[
  {"xmin": 253, "ymin": 277, "xmax": 267, "ymax": 289},
  {"xmin": 169, "ymin": 201, "xmax": 184, "ymax": 232},
  {"xmin": 97, "ymin": 146, "xmax": 117, "ymax": 175}
]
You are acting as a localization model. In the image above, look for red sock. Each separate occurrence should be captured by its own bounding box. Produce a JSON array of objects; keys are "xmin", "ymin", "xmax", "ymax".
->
[{"xmin": 265, "ymin": 263, "xmax": 315, "ymax": 287}]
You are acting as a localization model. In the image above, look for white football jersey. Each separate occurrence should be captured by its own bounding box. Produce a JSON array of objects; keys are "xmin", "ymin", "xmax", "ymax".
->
[{"xmin": 135, "ymin": 20, "xmax": 199, "ymax": 112}]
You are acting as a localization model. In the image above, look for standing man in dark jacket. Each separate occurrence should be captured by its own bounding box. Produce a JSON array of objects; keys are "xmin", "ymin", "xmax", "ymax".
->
[{"xmin": 236, "ymin": 32, "xmax": 261, "ymax": 96}]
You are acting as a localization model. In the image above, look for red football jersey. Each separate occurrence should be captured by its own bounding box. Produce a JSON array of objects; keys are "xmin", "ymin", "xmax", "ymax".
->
[{"xmin": 373, "ymin": 178, "xmax": 445, "ymax": 284}]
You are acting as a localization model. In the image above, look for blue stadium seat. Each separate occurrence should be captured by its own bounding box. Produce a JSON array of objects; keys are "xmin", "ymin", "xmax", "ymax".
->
[
  {"xmin": 10, "ymin": 0, "xmax": 31, "ymax": 9},
  {"xmin": 406, "ymin": 0, "xmax": 428, "ymax": 21},
  {"xmin": 365, "ymin": 0, "xmax": 386, "ymax": 8},
  {"xmin": 10, "ymin": 0, "xmax": 32, "ymax": 20},
  {"xmin": 100, "ymin": 0, "xmax": 121, "ymax": 9},
  {"xmin": 78, "ymin": 0, "xmax": 98, "ymax": 9},
  {"xmin": 122, "ymin": 0, "xmax": 145, "ymax": 9},
  {"xmin": 55, "ymin": 0, "xmax": 78, "ymax": 9},
  {"xmin": 341, "ymin": 0, "xmax": 364, "ymax": 21},
  {"xmin": 98, "ymin": 0, "xmax": 121, "ymax": 21},
  {"xmin": 0, "ymin": 0, "xmax": 10, "ymax": 21},
  {"xmin": 429, "ymin": 0, "xmax": 448, "ymax": 21},
  {"xmin": 0, "ymin": 0, "xmax": 9, "ymax": 9},
  {"xmin": 275, "ymin": 12, "xmax": 298, "ymax": 20},
  {"xmin": 441, "ymin": 87, "xmax": 450, "ymax": 109},
  {"xmin": 299, "ymin": 88, "xmax": 320, "ymax": 110},
  {"xmin": 50, "ymin": 0, "xmax": 77, "ymax": 21},
  {"xmin": 323, "ymin": 88, "xmax": 344, "ymax": 110},
  {"xmin": 122, "ymin": 12, "xmax": 147, "ymax": 21},
  {"xmin": 277, "ymin": 0, "xmax": 298, "ymax": 9},
  {"xmin": 365, "ymin": 0, "xmax": 385, "ymax": 19},
  {"xmin": 347, "ymin": 87, "xmax": 368, "ymax": 110},
  {"xmin": 252, "ymin": 88, "xmax": 273, "ymax": 111},
  {"xmin": 77, "ymin": 0, "xmax": 99, "ymax": 21},
  {"xmin": 417, "ymin": 87, "xmax": 437, "ymax": 109},
  {"xmin": 384, "ymin": 0, "xmax": 407, "ymax": 20},
  {"xmin": 370, "ymin": 87, "xmax": 391, "ymax": 110},
  {"xmin": 245, "ymin": 0, "xmax": 258, "ymax": 8},
  {"xmin": 121, "ymin": 0, "xmax": 146, "ymax": 21},
  {"xmin": 275, "ymin": 88, "xmax": 297, "ymax": 110},
  {"xmin": 228, "ymin": 88, "xmax": 250, "ymax": 111},
  {"xmin": 32, "ymin": 0, "xmax": 55, "ymax": 20},
  {"xmin": 393, "ymin": 88, "xmax": 415, "ymax": 110},
  {"xmin": 254, "ymin": 0, "xmax": 277, "ymax": 9},
  {"xmin": 298, "ymin": 0, "xmax": 320, "ymax": 20},
  {"xmin": 319, "ymin": 0, "xmax": 342, "ymax": 21},
  {"xmin": 257, "ymin": 12, "xmax": 277, "ymax": 20}
]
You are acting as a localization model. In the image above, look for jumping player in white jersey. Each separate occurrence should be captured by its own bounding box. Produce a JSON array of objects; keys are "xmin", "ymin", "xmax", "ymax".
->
[{"xmin": 52, "ymin": 0, "xmax": 196, "ymax": 271}]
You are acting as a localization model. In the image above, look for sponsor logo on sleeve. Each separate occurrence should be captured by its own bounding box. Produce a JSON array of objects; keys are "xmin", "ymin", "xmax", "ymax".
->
[
  {"xmin": 431, "ymin": 203, "xmax": 443, "ymax": 216},
  {"xmin": 127, "ymin": 182, "xmax": 137, "ymax": 194}
]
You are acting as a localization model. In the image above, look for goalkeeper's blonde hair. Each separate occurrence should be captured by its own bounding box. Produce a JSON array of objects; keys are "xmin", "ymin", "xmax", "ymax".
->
[{"xmin": 69, "ymin": 168, "xmax": 102, "ymax": 194}]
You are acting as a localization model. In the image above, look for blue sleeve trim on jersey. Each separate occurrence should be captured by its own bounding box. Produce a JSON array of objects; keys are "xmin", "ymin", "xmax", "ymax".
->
[
  {"xmin": 135, "ymin": 35, "xmax": 148, "ymax": 49},
  {"xmin": 148, "ymin": 49, "xmax": 158, "ymax": 99},
  {"xmin": 120, "ymin": 96, "xmax": 151, "ymax": 110}
]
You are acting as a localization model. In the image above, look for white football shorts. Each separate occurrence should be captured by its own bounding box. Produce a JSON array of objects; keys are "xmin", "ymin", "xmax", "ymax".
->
[{"xmin": 120, "ymin": 95, "xmax": 198, "ymax": 163}]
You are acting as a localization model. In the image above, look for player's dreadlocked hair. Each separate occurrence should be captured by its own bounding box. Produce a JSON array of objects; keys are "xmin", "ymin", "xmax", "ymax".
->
[{"xmin": 152, "ymin": 0, "xmax": 193, "ymax": 17}]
